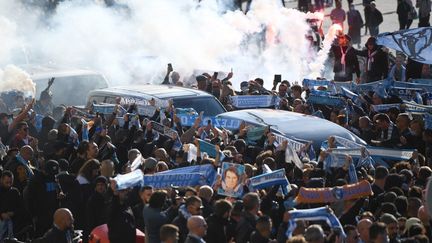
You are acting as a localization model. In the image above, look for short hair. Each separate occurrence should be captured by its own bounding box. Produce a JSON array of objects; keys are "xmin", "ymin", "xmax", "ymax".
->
[
  {"xmin": 140, "ymin": 186, "xmax": 153, "ymax": 193},
  {"xmin": 304, "ymin": 224, "xmax": 325, "ymax": 242},
  {"xmin": 185, "ymin": 195, "xmax": 202, "ymax": 207},
  {"xmin": 287, "ymin": 236, "xmax": 307, "ymax": 243},
  {"xmin": 149, "ymin": 190, "xmax": 167, "ymax": 209},
  {"xmin": 224, "ymin": 166, "xmax": 239, "ymax": 179},
  {"xmin": 198, "ymin": 185, "xmax": 213, "ymax": 200},
  {"xmin": 256, "ymin": 215, "xmax": 271, "ymax": 232},
  {"xmin": 185, "ymin": 186, "xmax": 197, "ymax": 196},
  {"xmin": 343, "ymin": 224, "xmax": 357, "ymax": 234},
  {"xmin": 242, "ymin": 192, "xmax": 260, "ymax": 211},
  {"xmin": 395, "ymin": 196, "xmax": 408, "ymax": 216},
  {"xmin": 369, "ymin": 222, "xmax": 387, "ymax": 240},
  {"xmin": 214, "ymin": 199, "xmax": 233, "ymax": 217},
  {"xmin": 374, "ymin": 166, "xmax": 389, "ymax": 180},
  {"xmin": 1, "ymin": 170, "xmax": 13, "ymax": 180},
  {"xmin": 233, "ymin": 139, "xmax": 246, "ymax": 153},
  {"xmin": 128, "ymin": 148, "xmax": 141, "ymax": 160},
  {"xmin": 375, "ymin": 113, "xmax": 390, "ymax": 123},
  {"xmin": 418, "ymin": 166, "xmax": 432, "ymax": 181},
  {"xmin": 291, "ymin": 84, "xmax": 302, "ymax": 93},
  {"xmin": 160, "ymin": 224, "xmax": 179, "ymax": 241},
  {"xmin": 17, "ymin": 121, "xmax": 28, "ymax": 130},
  {"xmin": 77, "ymin": 140, "xmax": 91, "ymax": 155},
  {"xmin": 254, "ymin": 78, "xmax": 264, "ymax": 86}
]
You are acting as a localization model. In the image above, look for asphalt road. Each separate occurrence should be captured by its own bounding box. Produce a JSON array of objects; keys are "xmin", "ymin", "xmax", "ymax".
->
[{"xmin": 284, "ymin": 0, "xmax": 423, "ymax": 46}]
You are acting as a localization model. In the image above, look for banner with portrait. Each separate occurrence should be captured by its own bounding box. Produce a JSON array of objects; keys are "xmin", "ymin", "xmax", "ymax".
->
[{"xmin": 218, "ymin": 162, "xmax": 246, "ymax": 198}]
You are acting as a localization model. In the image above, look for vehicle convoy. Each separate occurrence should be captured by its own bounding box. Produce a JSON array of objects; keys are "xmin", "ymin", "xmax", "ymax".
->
[{"xmin": 87, "ymin": 84, "xmax": 227, "ymax": 116}]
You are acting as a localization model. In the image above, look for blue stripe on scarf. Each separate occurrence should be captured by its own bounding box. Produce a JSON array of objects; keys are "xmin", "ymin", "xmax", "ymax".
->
[
  {"xmin": 307, "ymin": 94, "xmax": 346, "ymax": 107},
  {"xmin": 371, "ymin": 104, "xmax": 401, "ymax": 112},
  {"xmin": 250, "ymin": 169, "xmax": 289, "ymax": 190},
  {"xmin": 286, "ymin": 207, "xmax": 346, "ymax": 238},
  {"xmin": 176, "ymin": 114, "xmax": 241, "ymax": 130},
  {"xmin": 230, "ymin": 95, "xmax": 276, "ymax": 108},
  {"xmin": 114, "ymin": 164, "xmax": 217, "ymax": 190}
]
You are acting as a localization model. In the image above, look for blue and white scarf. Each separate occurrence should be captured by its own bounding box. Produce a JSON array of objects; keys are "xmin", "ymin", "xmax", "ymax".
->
[
  {"xmin": 371, "ymin": 103, "xmax": 401, "ymax": 112},
  {"xmin": 403, "ymin": 101, "xmax": 432, "ymax": 114},
  {"xmin": 230, "ymin": 95, "xmax": 276, "ymax": 108},
  {"xmin": 114, "ymin": 164, "xmax": 217, "ymax": 190},
  {"xmin": 250, "ymin": 168, "xmax": 290, "ymax": 193},
  {"xmin": 286, "ymin": 207, "xmax": 346, "ymax": 239},
  {"xmin": 307, "ymin": 92, "xmax": 346, "ymax": 107},
  {"xmin": 176, "ymin": 113, "xmax": 241, "ymax": 130}
]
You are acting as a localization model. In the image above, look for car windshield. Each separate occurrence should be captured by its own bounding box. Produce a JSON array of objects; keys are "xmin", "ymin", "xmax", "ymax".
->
[
  {"xmin": 34, "ymin": 74, "xmax": 108, "ymax": 106},
  {"xmin": 173, "ymin": 96, "xmax": 226, "ymax": 116}
]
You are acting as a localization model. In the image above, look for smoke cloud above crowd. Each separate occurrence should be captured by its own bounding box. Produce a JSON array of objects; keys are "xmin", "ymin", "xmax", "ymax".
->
[{"xmin": 0, "ymin": 0, "xmax": 335, "ymax": 90}]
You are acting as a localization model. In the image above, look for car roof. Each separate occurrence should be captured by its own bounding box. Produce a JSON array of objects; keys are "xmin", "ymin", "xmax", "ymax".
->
[
  {"xmin": 89, "ymin": 85, "xmax": 214, "ymax": 100},
  {"xmin": 218, "ymin": 109, "xmax": 366, "ymax": 149},
  {"xmin": 19, "ymin": 64, "xmax": 102, "ymax": 80}
]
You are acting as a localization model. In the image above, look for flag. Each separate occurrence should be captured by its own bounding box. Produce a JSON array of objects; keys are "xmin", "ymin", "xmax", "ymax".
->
[{"xmin": 377, "ymin": 27, "xmax": 432, "ymax": 64}]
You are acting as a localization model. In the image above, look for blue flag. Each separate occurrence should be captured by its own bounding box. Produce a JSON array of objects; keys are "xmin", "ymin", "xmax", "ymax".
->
[{"xmin": 377, "ymin": 27, "xmax": 432, "ymax": 64}]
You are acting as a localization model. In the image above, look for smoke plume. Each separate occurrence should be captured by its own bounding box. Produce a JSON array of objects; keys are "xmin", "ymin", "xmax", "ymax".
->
[
  {"xmin": 0, "ymin": 0, "xmax": 333, "ymax": 91},
  {"xmin": 0, "ymin": 65, "xmax": 36, "ymax": 96}
]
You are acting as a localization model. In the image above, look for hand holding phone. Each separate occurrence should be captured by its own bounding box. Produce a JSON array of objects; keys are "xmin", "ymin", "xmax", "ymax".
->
[{"xmin": 273, "ymin": 74, "xmax": 282, "ymax": 87}]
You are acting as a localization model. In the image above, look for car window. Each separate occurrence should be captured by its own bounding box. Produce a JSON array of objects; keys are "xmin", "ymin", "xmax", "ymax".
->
[
  {"xmin": 87, "ymin": 94, "xmax": 226, "ymax": 116},
  {"xmin": 34, "ymin": 74, "xmax": 108, "ymax": 106},
  {"xmin": 173, "ymin": 96, "xmax": 226, "ymax": 116}
]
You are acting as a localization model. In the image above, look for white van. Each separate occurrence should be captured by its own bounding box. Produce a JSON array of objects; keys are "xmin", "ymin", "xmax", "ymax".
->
[{"xmin": 22, "ymin": 65, "xmax": 109, "ymax": 106}]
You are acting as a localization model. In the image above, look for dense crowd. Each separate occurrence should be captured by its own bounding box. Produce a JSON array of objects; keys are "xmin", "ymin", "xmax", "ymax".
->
[{"xmin": 1, "ymin": 1, "xmax": 432, "ymax": 243}]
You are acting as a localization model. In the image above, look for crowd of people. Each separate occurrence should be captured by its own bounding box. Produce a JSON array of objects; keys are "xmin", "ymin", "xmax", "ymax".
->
[{"xmin": 0, "ymin": 1, "xmax": 432, "ymax": 243}]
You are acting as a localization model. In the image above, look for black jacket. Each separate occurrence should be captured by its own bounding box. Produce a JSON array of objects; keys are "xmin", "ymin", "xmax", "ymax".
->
[
  {"xmin": 355, "ymin": 48, "xmax": 389, "ymax": 82},
  {"xmin": 368, "ymin": 9, "xmax": 383, "ymax": 27},
  {"xmin": 205, "ymin": 214, "xmax": 229, "ymax": 243},
  {"xmin": 32, "ymin": 227, "xmax": 73, "ymax": 243},
  {"xmin": 235, "ymin": 212, "xmax": 258, "ymax": 243},
  {"xmin": 132, "ymin": 203, "xmax": 145, "ymax": 233},
  {"xmin": 250, "ymin": 231, "xmax": 271, "ymax": 243},
  {"xmin": 86, "ymin": 191, "xmax": 108, "ymax": 233},
  {"xmin": 332, "ymin": 45, "xmax": 361, "ymax": 81},
  {"xmin": 172, "ymin": 213, "xmax": 188, "ymax": 243},
  {"xmin": 184, "ymin": 234, "xmax": 205, "ymax": 243},
  {"xmin": 108, "ymin": 195, "xmax": 136, "ymax": 243}
]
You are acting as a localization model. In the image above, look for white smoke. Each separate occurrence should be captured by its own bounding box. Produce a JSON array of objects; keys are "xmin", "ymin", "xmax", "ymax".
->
[
  {"xmin": 0, "ymin": 0, "xmax": 333, "ymax": 91},
  {"xmin": 0, "ymin": 64, "xmax": 36, "ymax": 96},
  {"xmin": 308, "ymin": 24, "xmax": 342, "ymax": 79}
]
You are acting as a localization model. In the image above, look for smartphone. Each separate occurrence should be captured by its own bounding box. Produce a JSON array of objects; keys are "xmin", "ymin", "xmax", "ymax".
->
[
  {"xmin": 168, "ymin": 63, "xmax": 173, "ymax": 69},
  {"xmin": 274, "ymin": 74, "xmax": 282, "ymax": 85},
  {"xmin": 213, "ymin": 72, "xmax": 219, "ymax": 79}
]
